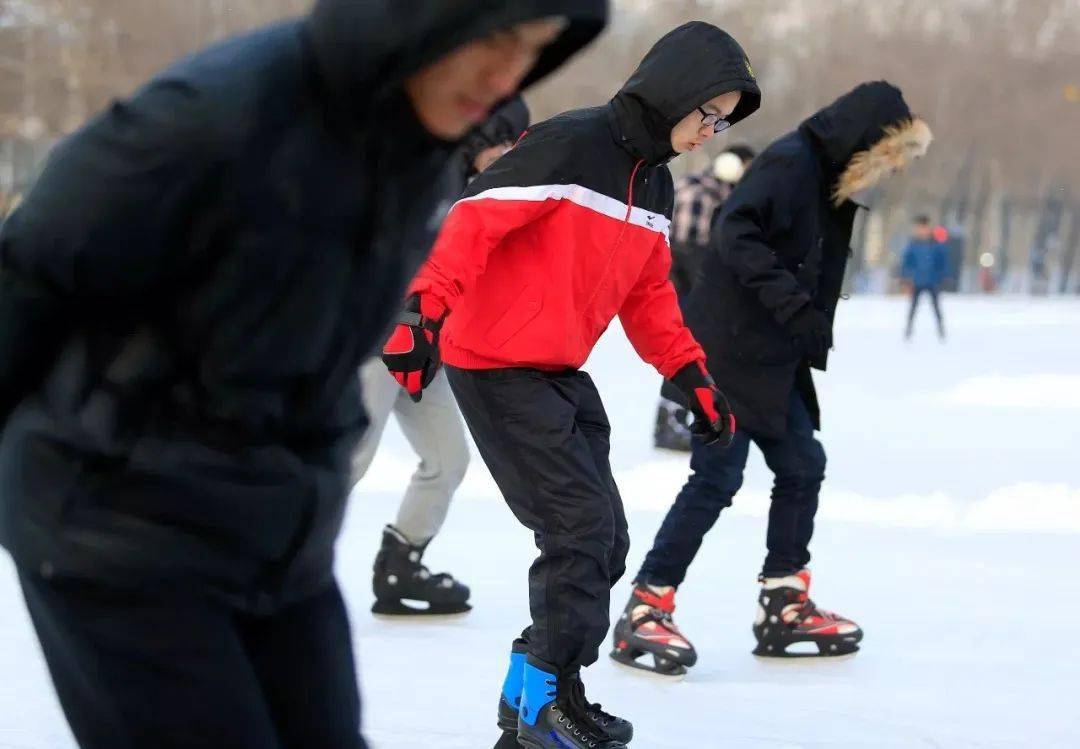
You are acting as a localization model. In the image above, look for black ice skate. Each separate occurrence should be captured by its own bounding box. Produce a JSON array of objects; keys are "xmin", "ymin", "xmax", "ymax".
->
[
  {"xmin": 371, "ymin": 525, "xmax": 471, "ymax": 617},
  {"xmin": 610, "ymin": 584, "xmax": 697, "ymax": 678},
  {"xmin": 498, "ymin": 644, "xmax": 632, "ymax": 746},
  {"xmin": 753, "ymin": 569, "xmax": 862, "ymax": 657},
  {"xmin": 517, "ymin": 658, "xmax": 629, "ymax": 749},
  {"xmin": 653, "ymin": 398, "xmax": 693, "ymax": 452}
]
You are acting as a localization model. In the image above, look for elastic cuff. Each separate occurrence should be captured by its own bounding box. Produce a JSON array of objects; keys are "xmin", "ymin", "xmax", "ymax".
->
[{"xmin": 418, "ymin": 294, "xmax": 447, "ymax": 322}]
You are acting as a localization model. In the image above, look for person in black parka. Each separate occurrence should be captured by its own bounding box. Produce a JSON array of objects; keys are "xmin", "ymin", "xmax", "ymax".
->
[
  {"xmin": 0, "ymin": 2, "xmax": 607, "ymax": 747},
  {"xmin": 628, "ymin": 82, "xmax": 932, "ymax": 666}
]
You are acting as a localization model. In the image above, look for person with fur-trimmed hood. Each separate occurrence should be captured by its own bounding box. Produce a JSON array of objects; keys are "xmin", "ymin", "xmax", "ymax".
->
[{"xmin": 614, "ymin": 82, "xmax": 932, "ymax": 675}]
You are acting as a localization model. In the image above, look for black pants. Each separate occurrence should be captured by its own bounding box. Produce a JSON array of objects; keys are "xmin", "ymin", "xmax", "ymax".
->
[
  {"xmin": 637, "ymin": 390, "xmax": 826, "ymax": 585},
  {"xmin": 446, "ymin": 366, "xmax": 630, "ymax": 671},
  {"xmin": 905, "ymin": 286, "xmax": 945, "ymax": 338},
  {"xmin": 18, "ymin": 572, "xmax": 366, "ymax": 749}
]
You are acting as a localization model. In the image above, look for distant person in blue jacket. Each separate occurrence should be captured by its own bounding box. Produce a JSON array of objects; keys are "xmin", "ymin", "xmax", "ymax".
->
[{"xmin": 901, "ymin": 215, "xmax": 949, "ymax": 340}]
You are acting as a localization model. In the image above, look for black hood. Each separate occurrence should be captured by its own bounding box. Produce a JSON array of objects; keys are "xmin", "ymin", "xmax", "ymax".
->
[
  {"xmin": 306, "ymin": 0, "xmax": 607, "ymax": 123},
  {"xmin": 799, "ymin": 81, "xmax": 913, "ymax": 175},
  {"xmin": 609, "ymin": 21, "xmax": 761, "ymax": 166},
  {"xmin": 461, "ymin": 96, "xmax": 531, "ymax": 173}
]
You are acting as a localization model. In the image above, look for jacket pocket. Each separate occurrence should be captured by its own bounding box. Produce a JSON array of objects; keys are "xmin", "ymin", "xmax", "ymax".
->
[{"xmin": 483, "ymin": 284, "xmax": 543, "ymax": 350}]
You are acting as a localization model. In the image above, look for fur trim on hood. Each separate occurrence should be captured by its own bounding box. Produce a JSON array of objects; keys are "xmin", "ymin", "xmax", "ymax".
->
[{"xmin": 832, "ymin": 117, "xmax": 932, "ymax": 206}]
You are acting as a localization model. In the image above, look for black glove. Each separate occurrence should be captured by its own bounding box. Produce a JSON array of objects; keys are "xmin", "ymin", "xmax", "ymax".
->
[
  {"xmin": 670, "ymin": 362, "xmax": 736, "ymax": 448},
  {"xmin": 381, "ymin": 294, "xmax": 443, "ymax": 403},
  {"xmin": 785, "ymin": 305, "xmax": 832, "ymax": 358}
]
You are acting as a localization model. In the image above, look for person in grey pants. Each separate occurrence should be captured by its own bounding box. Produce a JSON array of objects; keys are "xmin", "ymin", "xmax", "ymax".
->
[
  {"xmin": 356, "ymin": 97, "xmax": 531, "ymax": 617},
  {"xmin": 353, "ymin": 359, "xmax": 473, "ymax": 616}
]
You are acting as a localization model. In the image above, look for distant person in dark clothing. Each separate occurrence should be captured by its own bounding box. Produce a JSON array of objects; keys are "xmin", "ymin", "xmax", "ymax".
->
[
  {"xmin": 0, "ymin": 2, "xmax": 607, "ymax": 747},
  {"xmin": 655, "ymin": 145, "xmax": 755, "ymax": 452},
  {"xmin": 669, "ymin": 145, "xmax": 756, "ymax": 297},
  {"xmin": 901, "ymin": 215, "xmax": 949, "ymax": 340}
]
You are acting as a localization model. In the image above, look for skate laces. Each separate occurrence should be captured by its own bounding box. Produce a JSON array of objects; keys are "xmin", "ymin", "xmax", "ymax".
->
[{"xmin": 558, "ymin": 677, "xmax": 606, "ymax": 746}]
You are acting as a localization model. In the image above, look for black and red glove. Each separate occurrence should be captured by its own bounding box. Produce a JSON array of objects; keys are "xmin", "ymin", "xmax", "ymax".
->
[
  {"xmin": 381, "ymin": 294, "xmax": 443, "ymax": 403},
  {"xmin": 671, "ymin": 361, "xmax": 736, "ymax": 448}
]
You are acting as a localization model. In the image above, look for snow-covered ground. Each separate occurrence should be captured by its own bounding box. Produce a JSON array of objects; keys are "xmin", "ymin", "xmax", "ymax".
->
[{"xmin": 2, "ymin": 296, "xmax": 1079, "ymax": 748}]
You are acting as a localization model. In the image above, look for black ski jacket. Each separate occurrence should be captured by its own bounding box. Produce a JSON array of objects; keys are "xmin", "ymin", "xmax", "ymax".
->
[
  {"xmin": 0, "ymin": 0, "xmax": 606, "ymax": 611},
  {"xmin": 673, "ymin": 82, "xmax": 914, "ymax": 438}
]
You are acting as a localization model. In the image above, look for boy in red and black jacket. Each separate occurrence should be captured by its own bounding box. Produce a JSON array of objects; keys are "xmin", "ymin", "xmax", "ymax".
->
[{"xmin": 384, "ymin": 22, "xmax": 760, "ymax": 749}]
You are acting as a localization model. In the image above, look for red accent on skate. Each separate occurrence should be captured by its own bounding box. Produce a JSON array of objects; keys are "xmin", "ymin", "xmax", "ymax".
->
[
  {"xmin": 635, "ymin": 621, "xmax": 690, "ymax": 649},
  {"xmin": 406, "ymin": 370, "xmax": 422, "ymax": 395},
  {"xmin": 803, "ymin": 622, "xmax": 841, "ymax": 635},
  {"xmin": 633, "ymin": 586, "xmax": 676, "ymax": 613}
]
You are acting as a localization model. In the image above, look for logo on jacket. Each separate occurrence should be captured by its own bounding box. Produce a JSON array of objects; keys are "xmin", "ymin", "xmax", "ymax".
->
[
  {"xmin": 745, "ymin": 59, "xmax": 755, "ymax": 78},
  {"xmin": 646, "ymin": 214, "xmax": 657, "ymax": 229}
]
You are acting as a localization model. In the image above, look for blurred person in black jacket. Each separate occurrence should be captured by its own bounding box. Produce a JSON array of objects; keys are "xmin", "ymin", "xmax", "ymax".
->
[{"xmin": 0, "ymin": 2, "xmax": 606, "ymax": 747}]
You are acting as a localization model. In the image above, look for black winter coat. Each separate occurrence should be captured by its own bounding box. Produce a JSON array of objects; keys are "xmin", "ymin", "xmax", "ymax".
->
[
  {"xmin": 674, "ymin": 83, "xmax": 913, "ymax": 438},
  {"xmin": 0, "ymin": 0, "xmax": 606, "ymax": 611}
]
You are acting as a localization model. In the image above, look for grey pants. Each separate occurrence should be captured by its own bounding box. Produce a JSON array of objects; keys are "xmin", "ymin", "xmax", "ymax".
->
[{"xmin": 351, "ymin": 359, "xmax": 470, "ymax": 545}]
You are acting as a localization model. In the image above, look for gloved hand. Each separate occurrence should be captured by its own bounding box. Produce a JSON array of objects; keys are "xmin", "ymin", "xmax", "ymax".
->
[
  {"xmin": 382, "ymin": 294, "xmax": 443, "ymax": 403},
  {"xmin": 785, "ymin": 305, "xmax": 832, "ymax": 359},
  {"xmin": 670, "ymin": 361, "xmax": 736, "ymax": 448}
]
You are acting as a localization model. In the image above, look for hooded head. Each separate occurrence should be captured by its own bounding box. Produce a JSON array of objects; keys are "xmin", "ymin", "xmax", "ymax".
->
[
  {"xmin": 306, "ymin": 0, "xmax": 607, "ymax": 136},
  {"xmin": 461, "ymin": 96, "xmax": 531, "ymax": 176},
  {"xmin": 799, "ymin": 81, "xmax": 933, "ymax": 206},
  {"xmin": 610, "ymin": 22, "xmax": 761, "ymax": 166}
]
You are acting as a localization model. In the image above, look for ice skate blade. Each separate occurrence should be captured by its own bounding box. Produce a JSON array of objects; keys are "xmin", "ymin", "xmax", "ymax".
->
[
  {"xmin": 609, "ymin": 650, "xmax": 687, "ymax": 681},
  {"xmin": 493, "ymin": 730, "xmax": 522, "ymax": 749},
  {"xmin": 752, "ymin": 643, "xmax": 860, "ymax": 659},
  {"xmin": 370, "ymin": 599, "xmax": 472, "ymax": 619}
]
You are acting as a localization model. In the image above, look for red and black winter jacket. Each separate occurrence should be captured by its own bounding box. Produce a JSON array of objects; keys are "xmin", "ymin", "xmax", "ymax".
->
[{"xmin": 410, "ymin": 22, "xmax": 761, "ymax": 380}]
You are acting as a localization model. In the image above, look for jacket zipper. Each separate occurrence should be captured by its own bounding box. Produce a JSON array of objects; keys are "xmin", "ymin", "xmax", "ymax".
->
[{"xmin": 582, "ymin": 158, "xmax": 646, "ymax": 312}]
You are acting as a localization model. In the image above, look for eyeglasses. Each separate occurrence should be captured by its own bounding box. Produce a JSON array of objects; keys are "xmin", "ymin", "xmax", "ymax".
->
[{"xmin": 698, "ymin": 107, "xmax": 732, "ymax": 134}]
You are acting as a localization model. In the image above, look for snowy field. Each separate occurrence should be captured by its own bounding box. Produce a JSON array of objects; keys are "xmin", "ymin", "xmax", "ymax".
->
[{"xmin": 2, "ymin": 295, "xmax": 1079, "ymax": 748}]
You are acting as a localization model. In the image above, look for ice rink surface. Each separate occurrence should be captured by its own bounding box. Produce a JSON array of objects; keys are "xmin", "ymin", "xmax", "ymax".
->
[{"xmin": 3, "ymin": 296, "xmax": 1079, "ymax": 748}]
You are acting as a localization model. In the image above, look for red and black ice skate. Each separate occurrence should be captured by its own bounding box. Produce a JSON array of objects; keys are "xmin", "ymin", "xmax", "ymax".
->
[
  {"xmin": 753, "ymin": 569, "xmax": 862, "ymax": 657},
  {"xmin": 610, "ymin": 584, "xmax": 697, "ymax": 678}
]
